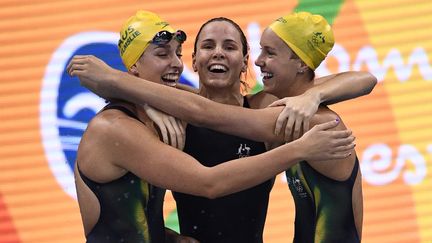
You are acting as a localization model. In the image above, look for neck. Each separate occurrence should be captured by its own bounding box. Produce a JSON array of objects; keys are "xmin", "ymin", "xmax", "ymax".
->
[
  {"xmin": 199, "ymin": 82, "xmax": 243, "ymax": 106},
  {"xmin": 274, "ymin": 75, "xmax": 314, "ymax": 98}
]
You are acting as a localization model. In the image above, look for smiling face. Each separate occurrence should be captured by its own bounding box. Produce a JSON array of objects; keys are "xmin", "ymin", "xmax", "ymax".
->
[
  {"xmin": 255, "ymin": 28, "xmax": 307, "ymax": 98},
  {"xmin": 130, "ymin": 39, "xmax": 184, "ymax": 87},
  {"xmin": 193, "ymin": 20, "xmax": 248, "ymax": 91}
]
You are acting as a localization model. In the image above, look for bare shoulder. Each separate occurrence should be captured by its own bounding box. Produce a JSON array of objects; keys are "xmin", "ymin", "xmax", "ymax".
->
[
  {"xmin": 77, "ymin": 107, "xmax": 158, "ymax": 182},
  {"xmin": 246, "ymin": 91, "xmax": 278, "ymax": 109},
  {"xmin": 307, "ymin": 106, "xmax": 356, "ymax": 181},
  {"xmin": 309, "ymin": 106, "xmax": 346, "ymax": 131}
]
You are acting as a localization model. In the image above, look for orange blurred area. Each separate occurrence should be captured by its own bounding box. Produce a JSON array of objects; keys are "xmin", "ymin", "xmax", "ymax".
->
[{"xmin": 0, "ymin": 0, "xmax": 431, "ymax": 242}]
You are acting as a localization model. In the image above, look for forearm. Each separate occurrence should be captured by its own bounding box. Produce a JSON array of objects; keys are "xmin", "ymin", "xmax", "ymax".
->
[
  {"xmin": 109, "ymin": 71, "xmax": 213, "ymax": 126},
  {"xmin": 311, "ymin": 71, "xmax": 377, "ymax": 105},
  {"xmin": 108, "ymin": 71, "xmax": 284, "ymax": 143},
  {"xmin": 206, "ymin": 140, "xmax": 303, "ymax": 198}
]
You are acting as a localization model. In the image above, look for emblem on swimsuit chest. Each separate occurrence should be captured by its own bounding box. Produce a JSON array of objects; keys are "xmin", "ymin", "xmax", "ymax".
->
[
  {"xmin": 237, "ymin": 143, "xmax": 251, "ymax": 158},
  {"xmin": 287, "ymin": 176, "xmax": 308, "ymax": 198}
]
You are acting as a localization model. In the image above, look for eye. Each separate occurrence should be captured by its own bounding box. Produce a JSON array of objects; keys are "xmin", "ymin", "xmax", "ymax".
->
[
  {"xmin": 200, "ymin": 41, "xmax": 214, "ymax": 49},
  {"xmin": 267, "ymin": 51, "xmax": 276, "ymax": 57}
]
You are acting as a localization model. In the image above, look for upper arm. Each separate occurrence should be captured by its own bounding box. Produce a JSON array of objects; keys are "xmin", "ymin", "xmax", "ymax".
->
[
  {"xmin": 307, "ymin": 107, "xmax": 357, "ymax": 181},
  {"xmin": 312, "ymin": 71, "xmax": 377, "ymax": 105},
  {"xmin": 88, "ymin": 113, "xmax": 215, "ymax": 197}
]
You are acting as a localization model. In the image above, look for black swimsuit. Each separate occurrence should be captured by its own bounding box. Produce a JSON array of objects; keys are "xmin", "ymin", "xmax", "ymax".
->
[
  {"xmin": 173, "ymin": 97, "xmax": 274, "ymax": 243},
  {"xmin": 78, "ymin": 104, "xmax": 165, "ymax": 243},
  {"xmin": 286, "ymin": 158, "xmax": 360, "ymax": 243}
]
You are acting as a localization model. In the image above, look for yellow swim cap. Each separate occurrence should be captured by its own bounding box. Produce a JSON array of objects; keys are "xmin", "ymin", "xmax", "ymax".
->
[
  {"xmin": 269, "ymin": 12, "xmax": 334, "ymax": 70},
  {"xmin": 118, "ymin": 10, "xmax": 175, "ymax": 69}
]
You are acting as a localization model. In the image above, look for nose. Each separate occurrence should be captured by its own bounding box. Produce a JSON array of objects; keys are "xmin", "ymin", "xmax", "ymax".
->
[
  {"xmin": 172, "ymin": 54, "xmax": 183, "ymax": 69},
  {"xmin": 254, "ymin": 52, "xmax": 264, "ymax": 67},
  {"xmin": 212, "ymin": 45, "xmax": 225, "ymax": 59}
]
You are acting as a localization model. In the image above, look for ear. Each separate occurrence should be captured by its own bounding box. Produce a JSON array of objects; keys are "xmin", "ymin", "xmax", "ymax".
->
[
  {"xmin": 297, "ymin": 61, "xmax": 308, "ymax": 74},
  {"xmin": 192, "ymin": 52, "xmax": 197, "ymax": 72},
  {"xmin": 129, "ymin": 64, "xmax": 140, "ymax": 77},
  {"xmin": 241, "ymin": 53, "xmax": 249, "ymax": 73}
]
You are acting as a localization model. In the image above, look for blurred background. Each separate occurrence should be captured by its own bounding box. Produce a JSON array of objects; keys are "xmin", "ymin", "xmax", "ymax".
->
[{"xmin": 0, "ymin": 0, "xmax": 431, "ymax": 242}]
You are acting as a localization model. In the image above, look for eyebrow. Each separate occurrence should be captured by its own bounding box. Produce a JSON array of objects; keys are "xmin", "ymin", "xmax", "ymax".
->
[
  {"xmin": 200, "ymin": 39, "xmax": 239, "ymax": 44},
  {"xmin": 262, "ymin": 45, "xmax": 276, "ymax": 51}
]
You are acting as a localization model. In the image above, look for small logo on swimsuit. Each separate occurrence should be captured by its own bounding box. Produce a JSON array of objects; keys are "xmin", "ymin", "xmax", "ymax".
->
[
  {"xmin": 287, "ymin": 176, "xmax": 308, "ymax": 199},
  {"xmin": 237, "ymin": 143, "xmax": 251, "ymax": 158}
]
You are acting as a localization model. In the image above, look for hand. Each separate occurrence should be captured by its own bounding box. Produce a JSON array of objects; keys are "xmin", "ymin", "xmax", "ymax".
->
[
  {"xmin": 297, "ymin": 119, "xmax": 355, "ymax": 161},
  {"xmin": 67, "ymin": 55, "xmax": 119, "ymax": 99},
  {"xmin": 173, "ymin": 235, "xmax": 200, "ymax": 243},
  {"xmin": 165, "ymin": 228, "xmax": 199, "ymax": 243},
  {"xmin": 268, "ymin": 91, "xmax": 320, "ymax": 141},
  {"xmin": 140, "ymin": 104, "xmax": 186, "ymax": 150}
]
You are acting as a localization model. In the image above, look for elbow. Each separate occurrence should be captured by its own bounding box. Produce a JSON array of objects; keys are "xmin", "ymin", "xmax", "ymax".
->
[
  {"xmin": 199, "ymin": 174, "xmax": 226, "ymax": 199},
  {"xmin": 203, "ymin": 181, "xmax": 225, "ymax": 199},
  {"xmin": 361, "ymin": 71, "xmax": 378, "ymax": 95}
]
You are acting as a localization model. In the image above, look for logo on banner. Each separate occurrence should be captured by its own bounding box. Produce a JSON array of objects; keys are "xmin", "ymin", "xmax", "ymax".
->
[{"xmin": 40, "ymin": 32, "xmax": 198, "ymax": 199}]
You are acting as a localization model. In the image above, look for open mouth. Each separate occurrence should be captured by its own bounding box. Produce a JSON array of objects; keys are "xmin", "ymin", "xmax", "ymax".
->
[
  {"xmin": 208, "ymin": 64, "xmax": 228, "ymax": 74},
  {"xmin": 261, "ymin": 71, "xmax": 273, "ymax": 81},
  {"xmin": 161, "ymin": 73, "xmax": 179, "ymax": 87}
]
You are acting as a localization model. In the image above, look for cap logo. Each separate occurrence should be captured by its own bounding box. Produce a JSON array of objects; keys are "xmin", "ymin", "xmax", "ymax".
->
[
  {"xmin": 311, "ymin": 32, "xmax": 325, "ymax": 47},
  {"xmin": 118, "ymin": 26, "xmax": 141, "ymax": 55},
  {"xmin": 155, "ymin": 21, "xmax": 169, "ymax": 28},
  {"xmin": 275, "ymin": 17, "xmax": 287, "ymax": 24}
]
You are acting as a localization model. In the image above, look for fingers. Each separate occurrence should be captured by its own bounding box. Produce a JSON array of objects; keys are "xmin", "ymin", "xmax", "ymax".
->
[
  {"xmin": 158, "ymin": 118, "xmax": 169, "ymax": 145},
  {"xmin": 284, "ymin": 115, "xmax": 295, "ymax": 141},
  {"xmin": 332, "ymin": 135, "xmax": 355, "ymax": 147},
  {"xmin": 331, "ymin": 129, "xmax": 353, "ymax": 139},
  {"xmin": 163, "ymin": 116, "xmax": 177, "ymax": 148},
  {"xmin": 274, "ymin": 111, "xmax": 286, "ymax": 136},
  {"xmin": 302, "ymin": 118, "xmax": 310, "ymax": 137},
  {"xmin": 66, "ymin": 55, "xmax": 94, "ymax": 76},
  {"xmin": 176, "ymin": 118, "xmax": 186, "ymax": 150},
  {"xmin": 292, "ymin": 116, "xmax": 303, "ymax": 140},
  {"xmin": 167, "ymin": 116, "xmax": 183, "ymax": 149},
  {"xmin": 313, "ymin": 119, "xmax": 340, "ymax": 131},
  {"xmin": 268, "ymin": 99, "xmax": 286, "ymax": 107}
]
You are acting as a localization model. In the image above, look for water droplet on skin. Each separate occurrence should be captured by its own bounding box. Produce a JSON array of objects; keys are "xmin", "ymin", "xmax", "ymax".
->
[{"xmin": 115, "ymin": 142, "xmax": 120, "ymax": 146}]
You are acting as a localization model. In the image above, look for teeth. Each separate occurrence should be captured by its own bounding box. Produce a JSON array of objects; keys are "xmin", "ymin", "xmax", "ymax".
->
[
  {"xmin": 162, "ymin": 74, "xmax": 179, "ymax": 81},
  {"xmin": 261, "ymin": 72, "xmax": 273, "ymax": 78},
  {"xmin": 209, "ymin": 64, "xmax": 227, "ymax": 71}
]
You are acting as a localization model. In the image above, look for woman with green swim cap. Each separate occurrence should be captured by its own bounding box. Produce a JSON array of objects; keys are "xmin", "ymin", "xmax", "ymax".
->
[{"xmin": 70, "ymin": 10, "xmax": 357, "ymax": 243}]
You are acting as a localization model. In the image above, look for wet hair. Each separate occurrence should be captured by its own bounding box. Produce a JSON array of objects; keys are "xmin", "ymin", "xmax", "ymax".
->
[
  {"xmin": 193, "ymin": 17, "xmax": 249, "ymax": 57},
  {"xmin": 193, "ymin": 17, "xmax": 250, "ymax": 92}
]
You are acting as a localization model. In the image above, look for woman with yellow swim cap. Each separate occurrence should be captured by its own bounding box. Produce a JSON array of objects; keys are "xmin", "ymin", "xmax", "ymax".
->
[
  {"xmin": 69, "ymin": 10, "xmax": 358, "ymax": 243},
  {"xmin": 256, "ymin": 12, "xmax": 365, "ymax": 242}
]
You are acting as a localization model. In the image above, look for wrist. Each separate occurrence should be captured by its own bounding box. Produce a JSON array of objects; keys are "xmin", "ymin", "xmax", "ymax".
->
[
  {"xmin": 285, "ymin": 139, "xmax": 304, "ymax": 162},
  {"xmin": 107, "ymin": 70, "xmax": 127, "ymax": 98},
  {"xmin": 304, "ymin": 88, "xmax": 322, "ymax": 105}
]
